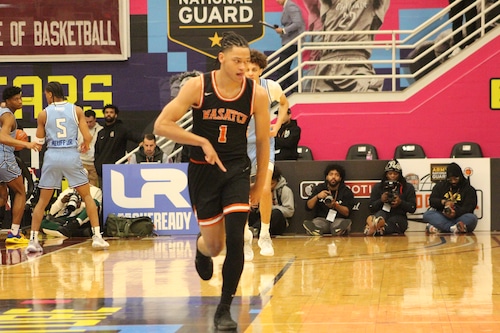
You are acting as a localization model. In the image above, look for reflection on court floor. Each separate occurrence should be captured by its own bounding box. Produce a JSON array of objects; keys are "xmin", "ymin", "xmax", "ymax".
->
[{"xmin": 1, "ymin": 233, "xmax": 499, "ymax": 332}]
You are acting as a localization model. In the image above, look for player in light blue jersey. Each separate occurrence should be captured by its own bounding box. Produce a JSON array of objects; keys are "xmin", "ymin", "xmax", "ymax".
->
[
  {"xmin": 244, "ymin": 50, "xmax": 289, "ymax": 259},
  {"xmin": 26, "ymin": 82, "xmax": 110, "ymax": 254},
  {"xmin": 1, "ymin": 86, "xmax": 39, "ymax": 245}
]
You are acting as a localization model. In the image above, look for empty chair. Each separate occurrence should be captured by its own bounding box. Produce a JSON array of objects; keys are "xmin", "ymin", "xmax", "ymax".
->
[
  {"xmin": 346, "ymin": 144, "xmax": 378, "ymax": 160},
  {"xmin": 394, "ymin": 144, "xmax": 426, "ymax": 159},
  {"xmin": 450, "ymin": 142, "xmax": 483, "ymax": 158},
  {"xmin": 297, "ymin": 146, "xmax": 314, "ymax": 160}
]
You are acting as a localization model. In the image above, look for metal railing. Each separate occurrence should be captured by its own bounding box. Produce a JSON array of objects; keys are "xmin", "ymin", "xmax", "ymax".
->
[
  {"xmin": 117, "ymin": 0, "xmax": 499, "ymax": 163},
  {"xmin": 114, "ymin": 110, "xmax": 192, "ymax": 164},
  {"xmin": 263, "ymin": 0, "xmax": 499, "ymax": 93}
]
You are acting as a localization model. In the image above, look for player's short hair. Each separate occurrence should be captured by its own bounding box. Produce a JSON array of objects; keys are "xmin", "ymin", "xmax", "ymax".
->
[
  {"xmin": 2, "ymin": 86, "xmax": 22, "ymax": 101},
  {"xmin": 250, "ymin": 49, "xmax": 268, "ymax": 69},
  {"xmin": 220, "ymin": 31, "xmax": 249, "ymax": 53}
]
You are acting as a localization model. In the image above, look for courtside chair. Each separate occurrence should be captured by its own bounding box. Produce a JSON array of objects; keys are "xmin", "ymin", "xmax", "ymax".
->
[
  {"xmin": 297, "ymin": 146, "xmax": 314, "ymax": 160},
  {"xmin": 394, "ymin": 144, "xmax": 426, "ymax": 159},
  {"xmin": 450, "ymin": 142, "xmax": 483, "ymax": 158},
  {"xmin": 346, "ymin": 144, "xmax": 378, "ymax": 160}
]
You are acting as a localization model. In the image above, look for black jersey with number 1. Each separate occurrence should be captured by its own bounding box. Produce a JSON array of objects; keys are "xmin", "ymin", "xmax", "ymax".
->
[{"xmin": 190, "ymin": 71, "xmax": 256, "ymax": 163}]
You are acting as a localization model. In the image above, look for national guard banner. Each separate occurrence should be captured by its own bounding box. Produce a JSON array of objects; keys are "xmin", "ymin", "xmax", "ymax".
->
[{"xmin": 168, "ymin": 0, "xmax": 264, "ymax": 58}]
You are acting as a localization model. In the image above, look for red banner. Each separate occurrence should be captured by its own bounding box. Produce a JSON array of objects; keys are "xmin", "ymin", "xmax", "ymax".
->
[{"xmin": 0, "ymin": 0, "xmax": 129, "ymax": 62}]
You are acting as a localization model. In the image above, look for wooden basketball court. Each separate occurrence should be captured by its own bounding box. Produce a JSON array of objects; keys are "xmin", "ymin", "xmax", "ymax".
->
[{"xmin": 1, "ymin": 230, "xmax": 499, "ymax": 332}]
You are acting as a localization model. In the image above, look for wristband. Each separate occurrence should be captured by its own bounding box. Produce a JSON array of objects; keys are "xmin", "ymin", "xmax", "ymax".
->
[{"xmin": 35, "ymin": 137, "xmax": 45, "ymax": 145}]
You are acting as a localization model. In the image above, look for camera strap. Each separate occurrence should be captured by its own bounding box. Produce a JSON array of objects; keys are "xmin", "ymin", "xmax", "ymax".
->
[{"xmin": 326, "ymin": 190, "xmax": 339, "ymax": 222}]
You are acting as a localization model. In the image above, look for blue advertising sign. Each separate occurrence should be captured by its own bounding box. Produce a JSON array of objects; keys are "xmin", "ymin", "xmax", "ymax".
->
[{"xmin": 102, "ymin": 163, "xmax": 199, "ymax": 235}]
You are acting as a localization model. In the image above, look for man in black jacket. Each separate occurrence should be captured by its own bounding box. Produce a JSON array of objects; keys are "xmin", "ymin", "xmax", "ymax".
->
[
  {"xmin": 129, "ymin": 134, "xmax": 169, "ymax": 164},
  {"xmin": 424, "ymin": 162, "xmax": 478, "ymax": 233},
  {"xmin": 275, "ymin": 108, "xmax": 301, "ymax": 160},
  {"xmin": 365, "ymin": 159, "xmax": 416, "ymax": 236},
  {"xmin": 94, "ymin": 104, "xmax": 142, "ymax": 184},
  {"xmin": 303, "ymin": 164, "xmax": 354, "ymax": 236}
]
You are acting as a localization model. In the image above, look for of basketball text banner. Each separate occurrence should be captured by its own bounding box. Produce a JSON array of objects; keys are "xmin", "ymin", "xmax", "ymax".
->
[
  {"xmin": 103, "ymin": 163, "xmax": 199, "ymax": 236},
  {"xmin": 0, "ymin": 0, "xmax": 130, "ymax": 62}
]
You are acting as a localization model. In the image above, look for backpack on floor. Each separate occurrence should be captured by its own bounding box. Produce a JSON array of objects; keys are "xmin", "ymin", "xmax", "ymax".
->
[{"xmin": 105, "ymin": 214, "xmax": 155, "ymax": 237}]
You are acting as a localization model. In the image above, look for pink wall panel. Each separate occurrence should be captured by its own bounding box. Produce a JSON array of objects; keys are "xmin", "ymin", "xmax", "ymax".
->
[
  {"xmin": 130, "ymin": 0, "xmax": 147, "ymax": 15},
  {"xmin": 293, "ymin": 33, "xmax": 500, "ymax": 160}
]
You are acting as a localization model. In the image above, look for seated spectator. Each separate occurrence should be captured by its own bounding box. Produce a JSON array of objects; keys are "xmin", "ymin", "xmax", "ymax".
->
[
  {"xmin": 248, "ymin": 167, "xmax": 294, "ymax": 236},
  {"xmin": 275, "ymin": 108, "xmax": 301, "ymax": 161},
  {"xmin": 303, "ymin": 164, "xmax": 354, "ymax": 236},
  {"xmin": 424, "ymin": 162, "xmax": 478, "ymax": 234},
  {"xmin": 41, "ymin": 183, "xmax": 102, "ymax": 238},
  {"xmin": 365, "ymin": 159, "xmax": 416, "ymax": 236},
  {"xmin": 129, "ymin": 133, "xmax": 170, "ymax": 164}
]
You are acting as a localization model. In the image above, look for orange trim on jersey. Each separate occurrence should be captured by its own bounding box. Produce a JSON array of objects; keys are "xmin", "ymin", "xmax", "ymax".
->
[
  {"xmin": 196, "ymin": 210, "xmax": 224, "ymax": 227},
  {"xmin": 192, "ymin": 75, "xmax": 204, "ymax": 109},
  {"xmin": 212, "ymin": 70, "xmax": 247, "ymax": 102},
  {"xmin": 250, "ymin": 80, "xmax": 256, "ymax": 117},
  {"xmin": 223, "ymin": 203, "xmax": 250, "ymax": 215}
]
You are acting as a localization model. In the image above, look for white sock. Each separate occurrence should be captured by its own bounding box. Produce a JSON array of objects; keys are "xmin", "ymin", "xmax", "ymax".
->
[
  {"xmin": 30, "ymin": 230, "xmax": 39, "ymax": 242},
  {"xmin": 260, "ymin": 222, "xmax": 270, "ymax": 237},
  {"xmin": 92, "ymin": 226, "xmax": 102, "ymax": 237},
  {"xmin": 11, "ymin": 224, "xmax": 20, "ymax": 236}
]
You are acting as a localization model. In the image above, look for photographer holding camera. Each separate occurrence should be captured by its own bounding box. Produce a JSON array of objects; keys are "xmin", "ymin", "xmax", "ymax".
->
[
  {"xmin": 41, "ymin": 184, "xmax": 102, "ymax": 238},
  {"xmin": 423, "ymin": 162, "xmax": 478, "ymax": 234},
  {"xmin": 365, "ymin": 159, "xmax": 416, "ymax": 236},
  {"xmin": 303, "ymin": 164, "xmax": 354, "ymax": 236}
]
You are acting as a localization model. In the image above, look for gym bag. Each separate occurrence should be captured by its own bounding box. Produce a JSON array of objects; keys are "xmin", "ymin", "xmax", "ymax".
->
[{"xmin": 105, "ymin": 214, "xmax": 155, "ymax": 237}]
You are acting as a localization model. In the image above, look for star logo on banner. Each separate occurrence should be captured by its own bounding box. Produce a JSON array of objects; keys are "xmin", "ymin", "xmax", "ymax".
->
[{"xmin": 209, "ymin": 32, "xmax": 222, "ymax": 47}]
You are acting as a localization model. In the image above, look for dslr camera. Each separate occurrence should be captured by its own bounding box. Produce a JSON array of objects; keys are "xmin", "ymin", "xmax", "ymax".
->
[
  {"xmin": 443, "ymin": 205, "xmax": 454, "ymax": 214},
  {"xmin": 320, "ymin": 195, "xmax": 334, "ymax": 205},
  {"xmin": 66, "ymin": 191, "xmax": 81, "ymax": 213},
  {"xmin": 383, "ymin": 181, "xmax": 399, "ymax": 202}
]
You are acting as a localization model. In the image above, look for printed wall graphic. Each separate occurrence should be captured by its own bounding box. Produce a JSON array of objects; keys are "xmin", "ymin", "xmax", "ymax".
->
[
  {"xmin": 103, "ymin": 164, "xmax": 199, "ymax": 235},
  {"xmin": 0, "ymin": 0, "xmax": 129, "ymax": 62},
  {"xmin": 1, "ymin": 0, "xmax": 498, "ymax": 162},
  {"xmin": 167, "ymin": 0, "xmax": 264, "ymax": 58},
  {"xmin": 308, "ymin": 0, "xmax": 390, "ymax": 92}
]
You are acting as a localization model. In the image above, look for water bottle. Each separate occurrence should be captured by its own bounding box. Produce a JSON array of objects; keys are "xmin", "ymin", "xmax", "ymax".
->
[{"xmin": 366, "ymin": 149, "xmax": 373, "ymax": 160}]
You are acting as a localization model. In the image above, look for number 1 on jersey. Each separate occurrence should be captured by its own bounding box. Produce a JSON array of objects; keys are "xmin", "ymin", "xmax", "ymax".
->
[{"xmin": 218, "ymin": 125, "xmax": 227, "ymax": 143}]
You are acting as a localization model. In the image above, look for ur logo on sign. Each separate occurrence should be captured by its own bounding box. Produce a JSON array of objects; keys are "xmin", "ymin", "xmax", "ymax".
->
[
  {"xmin": 167, "ymin": 0, "xmax": 264, "ymax": 58},
  {"xmin": 110, "ymin": 169, "xmax": 190, "ymax": 208}
]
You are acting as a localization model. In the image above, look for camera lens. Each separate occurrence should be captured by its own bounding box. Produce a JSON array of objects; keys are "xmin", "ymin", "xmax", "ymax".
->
[{"xmin": 66, "ymin": 193, "xmax": 80, "ymax": 212}]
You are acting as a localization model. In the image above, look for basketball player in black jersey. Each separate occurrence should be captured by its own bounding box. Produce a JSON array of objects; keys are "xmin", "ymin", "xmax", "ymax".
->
[{"xmin": 154, "ymin": 32, "xmax": 270, "ymax": 331}]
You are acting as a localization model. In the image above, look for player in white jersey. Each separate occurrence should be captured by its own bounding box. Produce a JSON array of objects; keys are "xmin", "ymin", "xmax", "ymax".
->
[
  {"xmin": 311, "ymin": 0, "xmax": 390, "ymax": 92},
  {"xmin": 26, "ymin": 81, "xmax": 110, "ymax": 254},
  {"xmin": 245, "ymin": 49, "xmax": 289, "ymax": 259}
]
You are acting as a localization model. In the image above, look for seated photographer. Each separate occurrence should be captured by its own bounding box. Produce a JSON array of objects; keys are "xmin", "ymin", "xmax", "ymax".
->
[
  {"xmin": 303, "ymin": 164, "xmax": 354, "ymax": 236},
  {"xmin": 41, "ymin": 184, "xmax": 102, "ymax": 238},
  {"xmin": 248, "ymin": 167, "xmax": 294, "ymax": 236},
  {"xmin": 365, "ymin": 159, "xmax": 416, "ymax": 236},
  {"xmin": 423, "ymin": 162, "xmax": 478, "ymax": 234}
]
